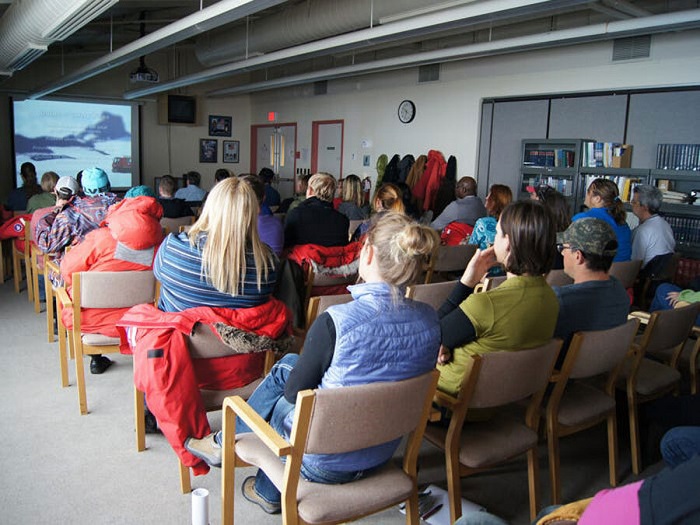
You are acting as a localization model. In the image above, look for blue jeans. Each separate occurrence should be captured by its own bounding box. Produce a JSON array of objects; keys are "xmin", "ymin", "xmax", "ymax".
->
[
  {"xmin": 660, "ymin": 426, "xmax": 700, "ymax": 468},
  {"xmin": 216, "ymin": 353, "xmax": 365, "ymax": 505},
  {"xmin": 453, "ymin": 505, "xmax": 561, "ymax": 525}
]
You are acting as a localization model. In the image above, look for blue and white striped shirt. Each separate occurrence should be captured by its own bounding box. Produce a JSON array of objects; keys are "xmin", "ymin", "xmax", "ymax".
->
[{"xmin": 154, "ymin": 232, "xmax": 277, "ymax": 312}]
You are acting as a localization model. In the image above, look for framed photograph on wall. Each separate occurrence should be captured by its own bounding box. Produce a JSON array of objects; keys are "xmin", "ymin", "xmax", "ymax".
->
[
  {"xmin": 208, "ymin": 115, "xmax": 232, "ymax": 137},
  {"xmin": 223, "ymin": 140, "xmax": 240, "ymax": 163},
  {"xmin": 199, "ymin": 138, "xmax": 218, "ymax": 163}
]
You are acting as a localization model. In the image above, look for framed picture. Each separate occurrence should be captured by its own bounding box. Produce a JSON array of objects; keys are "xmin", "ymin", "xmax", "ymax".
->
[
  {"xmin": 208, "ymin": 115, "xmax": 232, "ymax": 137},
  {"xmin": 223, "ymin": 140, "xmax": 240, "ymax": 163},
  {"xmin": 199, "ymin": 138, "xmax": 218, "ymax": 163}
]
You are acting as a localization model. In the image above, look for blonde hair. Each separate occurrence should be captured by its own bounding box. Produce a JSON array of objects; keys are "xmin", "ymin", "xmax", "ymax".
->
[
  {"xmin": 366, "ymin": 212, "xmax": 438, "ymax": 294},
  {"xmin": 308, "ymin": 173, "xmax": 336, "ymax": 202},
  {"xmin": 373, "ymin": 183, "xmax": 405, "ymax": 213},
  {"xmin": 40, "ymin": 171, "xmax": 59, "ymax": 193},
  {"xmin": 342, "ymin": 174, "xmax": 363, "ymax": 207},
  {"xmin": 187, "ymin": 177, "xmax": 274, "ymax": 295}
]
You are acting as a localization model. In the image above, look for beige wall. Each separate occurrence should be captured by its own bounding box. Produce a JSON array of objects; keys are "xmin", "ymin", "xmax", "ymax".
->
[{"xmin": 2, "ymin": 29, "xmax": 699, "ymax": 203}]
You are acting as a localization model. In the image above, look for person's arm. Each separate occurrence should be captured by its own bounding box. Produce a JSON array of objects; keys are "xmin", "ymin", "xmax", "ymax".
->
[
  {"xmin": 430, "ymin": 202, "xmax": 456, "ymax": 231},
  {"xmin": 283, "ymin": 312, "xmax": 336, "ymax": 402},
  {"xmin": 283, "ymin": 208, "xmax": 300, "ymax": 248},
  {"xmin": 59, "ymin": 231, "xmax": 99, "ymax": 287}
]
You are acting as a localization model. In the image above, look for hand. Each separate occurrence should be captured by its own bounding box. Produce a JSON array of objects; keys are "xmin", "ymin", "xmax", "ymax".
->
[
  {"xmin": 437, "ymin": 345, "xmax": 452, "ymax": 365},
  {"xmin": 55, "ymin": 197, "xmax": 69, "ymax": 209},
  {"xmin": 666, "ymin": 291, "xmax": 681, "ymax": 306},
  {"xmin": 460, "ymin": 246, "xmax": 497, "ymax": 288}
]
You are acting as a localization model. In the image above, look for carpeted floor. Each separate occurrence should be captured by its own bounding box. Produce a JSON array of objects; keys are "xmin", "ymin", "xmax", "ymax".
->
[{"xmin": 0, "ymin": 277, "xmax": 662, "ymax": 524}]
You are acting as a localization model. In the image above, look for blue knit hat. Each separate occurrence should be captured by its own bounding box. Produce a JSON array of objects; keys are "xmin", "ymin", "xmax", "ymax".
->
[
  {"xmin": 81, "ymin": 167, "xmax": 111, "ymax": 195},
  {"xmin": 125, "ymin": 185, "xmax": 156, "ymax": 198}
]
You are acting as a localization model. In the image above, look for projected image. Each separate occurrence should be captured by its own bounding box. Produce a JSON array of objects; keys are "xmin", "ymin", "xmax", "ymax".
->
[{"xmin": 13, "ymin": 99, "xmax": 134, "ymax": 188}]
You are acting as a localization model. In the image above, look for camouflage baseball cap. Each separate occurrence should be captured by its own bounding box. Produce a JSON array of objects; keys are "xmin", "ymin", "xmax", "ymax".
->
[{"xmin": 556, "ymin": 218, "xmax": 618, "ymax": 257}]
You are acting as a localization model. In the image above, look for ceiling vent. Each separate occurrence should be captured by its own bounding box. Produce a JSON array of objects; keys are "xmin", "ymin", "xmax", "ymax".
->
[
  {"xmin": 419, "ymin": 63, "xmax": 440, "ymax": 83},
  {"xmin": 612, "ymin": 35, "xmax": 651, "ymax": 61}
]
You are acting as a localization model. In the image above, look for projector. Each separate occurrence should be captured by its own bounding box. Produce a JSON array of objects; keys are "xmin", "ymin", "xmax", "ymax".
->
[{"xmin": 130, "ymin": 70, "xmax": 159, "ymax": 83}]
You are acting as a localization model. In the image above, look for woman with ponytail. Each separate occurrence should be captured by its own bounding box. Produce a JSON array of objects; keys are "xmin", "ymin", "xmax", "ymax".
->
[
  {"xmin": 572, "ymin": 178, "xmax": 631, "ymax": 262},
  {"xmin": 185, "ymin": 213, "xmax": 442, "ymax": 514}
]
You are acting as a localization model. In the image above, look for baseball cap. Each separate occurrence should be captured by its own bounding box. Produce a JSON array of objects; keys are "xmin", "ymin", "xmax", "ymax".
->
[
  {"xmin": 55, "ymin": 176, "xmax": 80, "ymax": 198},
  {"xmin": 81, "ymin": 167, "xmax": 111, "ymax": 196},
  {"xmin": 557, "ymin": 218, "xmax": 618, "ymax": 257}
]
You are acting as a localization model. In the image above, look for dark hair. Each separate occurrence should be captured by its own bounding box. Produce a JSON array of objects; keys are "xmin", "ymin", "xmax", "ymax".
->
[
  {"xmin": 241, "ymin": 174, "xmax": 265, "ymax": 204},
  {"xmin": 499, "ymin": 200, "xmax": 556, "ymax": 276},
  {"xmin": 215, "ymin": 168, "xmax": 232, "ymax": 182},
  {"xmin": 185, "ymin": 171, "xmax": 201, "ymax": 187},
  {"xmin": 540, "ymin": 189, "xmax": 571, "ymax": 232},
  {"xmin": 587, "ymin": 178, "xmax": 626, "ymax": 225},
  {"xmin": 259, "ymin": 167, "xmax": 275, "ymax": 184},
  {"xmin": 582, "ymin": 251, "xmax": 615, "ymax": 273}
]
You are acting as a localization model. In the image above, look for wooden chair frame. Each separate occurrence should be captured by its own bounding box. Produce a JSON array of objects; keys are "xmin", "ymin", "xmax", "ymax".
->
[
  {"xmin": 221, "ymin": 370, "xmax": 440, "ymax": 525},
  {"xmin": 11, "ymin": 219, "xmax": 33, "ymax": 299}
]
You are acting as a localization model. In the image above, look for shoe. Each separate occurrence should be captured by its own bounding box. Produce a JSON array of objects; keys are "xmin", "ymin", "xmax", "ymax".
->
[
  {"xmin": 184, "ymin": 434, "xmax": 222, "ymax": 467},
  {"xmin": 241, "ymin": 477, "xmax": 281, "ymax": 514},
  {"xmin": 144, "ymin": 409, "xmax": 161, "ymax": 435},
  {"xmin": 90, "ymin": 355, "xmax": 113, "ymax": 375}
]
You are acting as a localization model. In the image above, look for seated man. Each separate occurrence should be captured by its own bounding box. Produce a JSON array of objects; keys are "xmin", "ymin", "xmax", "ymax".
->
[
  {"xmin": 26, "ymin": 171, "xmax": 59, "ymax": 214},
  {"xmin": 430, "ymin": 176, "xmax": 486, "ymax": 232},
  {"xmin": 552, "ymin": 218, "xmax": 630, "ymax": 366},
  {"xmin": 174, "ymin": 171, "xmax": 207, "ymax": 203},
  {"xmin": 60, "ymin": 185, "xmax": 163, "ymax": 374},
  {"xmin": 158, "ymin": 174, "xmax": 194, "ymax": 218},
  {"xmin": 630, "ymin": 184, "xmax": 675, "ymax": 271},
  {"xmin": 284, "ymin": 172, "xmax": 349, "ymax": 248}
]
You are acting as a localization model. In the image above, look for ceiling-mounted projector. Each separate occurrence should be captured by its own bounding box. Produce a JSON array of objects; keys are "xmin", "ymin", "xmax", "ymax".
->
[{"xmin": 130, "ymin": 55, "xmax": 159, "ymax": 83}]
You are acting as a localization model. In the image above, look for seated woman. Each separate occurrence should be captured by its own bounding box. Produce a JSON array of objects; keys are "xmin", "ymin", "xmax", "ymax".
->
[
  {"xmin": 351, "ymin": 182, "xmax": 406, "ymax": 241},
  {"xmin": 468, "ymin": 184, "xmax": 512, "ymax": 249},
  {"xmin": 572, "ymin": 178, "xmax": 631, "ymax": 262},
  {"xmin": 437, "ymin": 200, "xmax": 559, "ymax": 395},
  {"xmin": 337, "ymin": 174, "xmax": 369, "ymax": 220},
  {"xmin": 120, "ymin": 177, "xmax": 291, "ymax": 473},
  {"xmin": 185, "ymin": 212, "xmax": 442, "ymax": 514}
]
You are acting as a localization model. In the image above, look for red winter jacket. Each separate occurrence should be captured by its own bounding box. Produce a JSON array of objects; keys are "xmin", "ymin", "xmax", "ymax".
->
[
  {"xmin": 117, "ymin": 299, "xmax": 291, "ymax": 475},
  {"xmin": 412, "ymin": 150, "xmax": 447, "ymax": 211},
  {"xmin": 0, "ymin": 214, "xmax": 32, "ymax": 251},
  {"xmin": 60, "ymin": 196, "xmax": 164, "ymax": 336},
  {"xmin": 287, "ymin": 242, "xmax": 361, "ymax": 295}
]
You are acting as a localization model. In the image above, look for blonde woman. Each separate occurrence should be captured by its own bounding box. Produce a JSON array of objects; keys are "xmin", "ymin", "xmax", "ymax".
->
[
  {"xmin": 154, "ymin": 176, "xmax": 277, "ymax": 311},
  {"xmin": 351, "ymin": 182, "xmax": 406, "ymax": 241},
  {"xmin": 338, "ymin": 174, "xmax": 369, "ymax": 220},
  {"xmin": 186, "ymin": 212, "xmax": 441, "ymax": 514}
]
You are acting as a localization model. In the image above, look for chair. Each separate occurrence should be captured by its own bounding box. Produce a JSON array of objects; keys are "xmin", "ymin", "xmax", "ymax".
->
[
  {"xmin": 424, "ymin": 339, "xmax": 562, "ymax": 523},
  {"xmin": 546, "ymin": 269, "xmax": 573, "ymax": 287},
  {"xmin": 617, "ymin": 303, "xmax": 700, "ymax": 474},
  {"xmin": 61, "ymin": 270, "xmax": 158, "ymax": 415},
  {"xmin": 160, "ymin": 216, "xmax": 194, "ymax": 235},
  {"xmin": 221, "ymin": 369, "xmax": 440, "ymax": 525},
  {"xmin": 29, "ymin": 242, "xmax": 43, "ymax": 314},
  {"xmin": 636, "ymin": 252, "xmax": 681, "ymax": 309},
  {"xmin": 303, "ymin": 265, "xmax": 357, "ymax": 316},
  {"xmin": 305, "ymin": 294, "xmax": 353, "ymax": 329},
  {"xmin": 545, "ymin": 319, "xmax": 639, "ymax": 504},
  {"xmin": 609, "ymin": 259, "xmax": 642, "ymax": 289},
  {"xmin": 405, "ymin": 280, "xmax": 457, "ymax": 310},
  {"xmin": 0, "ymin": 238, "xmax": 10, "ymax": 283},
  {"xmin": 424, "ymin": 244, "xmax": 476, "ymax": 284},
  {"xmin": 11, "ymin": 219, "xmax": 33, "ymax": 299},
  {"xmin": 134, "ymin": 322, "xmax": 276, "ymax": 493},
  {"xmin": 348, "ymin": 219, "xmax": 364, "ymax": 240}
]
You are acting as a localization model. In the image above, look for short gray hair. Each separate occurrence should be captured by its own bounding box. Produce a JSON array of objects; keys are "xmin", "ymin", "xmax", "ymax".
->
[{"xmin": 633, "ymin": 184, "xmax": 663, "ymax": 214}]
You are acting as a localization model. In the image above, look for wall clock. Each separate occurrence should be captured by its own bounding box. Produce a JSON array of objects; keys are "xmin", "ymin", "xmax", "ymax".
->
[{"xmin": 398, "ymin": 99, "xmax": 416, "ymax": 124}]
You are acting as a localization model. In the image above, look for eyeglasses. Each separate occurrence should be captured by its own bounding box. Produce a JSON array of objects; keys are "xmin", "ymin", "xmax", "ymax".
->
[{"xmin": 556, "ymin": 243, "xmax": 577, "ymax": 254}]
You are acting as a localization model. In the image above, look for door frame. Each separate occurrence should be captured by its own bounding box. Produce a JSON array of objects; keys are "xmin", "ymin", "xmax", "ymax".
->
[
  {"xmin": 250, "ymin": 122, "xmax": 298, "ymax": 175},
  {"xmin": 311, "ymin": 119, "xmax": 344, "ymax": 177}
]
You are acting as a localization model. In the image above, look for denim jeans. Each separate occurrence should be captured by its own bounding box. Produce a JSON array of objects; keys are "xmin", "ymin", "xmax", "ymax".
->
[{"xmin": 660, "ymin": 426, "xmax": 700, "ymax": 468}]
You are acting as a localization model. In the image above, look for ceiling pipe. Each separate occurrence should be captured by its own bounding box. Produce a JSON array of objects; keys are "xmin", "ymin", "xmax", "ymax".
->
[
  {"xmin": 206, "ymin": 9, "xmax": 700, "ymax": 97},
  {"xmin": 28, "ymin": 0, "xmax": 288, "ymax": 100},
  {"xmin": 124, "ymin": 0, "xmax": 594, "ymax": 99}
]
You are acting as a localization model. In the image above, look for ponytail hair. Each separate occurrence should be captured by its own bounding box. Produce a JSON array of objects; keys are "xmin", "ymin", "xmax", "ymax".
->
[
  {"xmin": 366, "ymin": 212, "xmax": 438, "ymax": 295},
  {"xmin": 587, "ymin": 178, "xmax": 626, "ymax": 225}
]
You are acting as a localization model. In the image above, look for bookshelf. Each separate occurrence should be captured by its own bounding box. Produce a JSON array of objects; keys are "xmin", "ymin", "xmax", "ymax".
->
[{"xmin": 649, "ymin": 170, "xmax": 700, "ymax": 258}]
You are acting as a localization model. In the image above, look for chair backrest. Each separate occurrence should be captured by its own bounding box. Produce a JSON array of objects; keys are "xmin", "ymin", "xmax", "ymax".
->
[
  {"xmin": 348, "ymin": 219, "xmax": 364, "ymax": 240},
  {"xmin": 482, "ymin": 275, "xmax": 507, "ymax": 291},
  {"xmin": 609, "ymin": 259, "xmax": 642, "ymax": 289},
  {"xmin": 405, "ymin": 280, "xmax": 457, "ymax": 310},
  {"xmin": 306, "ymin": 293, "xmax": 353, "ymax": 328},
  {"xmin": 566, "ymin": 318, "xmax": 640, "ymax": 379},
  {"xmin": 466, "ymin": 340, "xmax": 562, "ymax": 409},
  {"xmin": 76, "ymin": 271, "xmax": 157, "ymax": 309},
  {"xmin": 302, "ymin": 370, "xmax": 439, "ymax": 454},
  {"xmin": 432, "ymin": 244, "xmax": 476, "ymax": 273},
  {"xmin": 641, "ymin": 303, "xmax": 700, "ymax": 356},
  {"xmin": 546, "ymin": 269, "xmax": 574, "ymax": 287},
  {"xmin": 160, "ymin": 216, "xmax": 194, "ymax": 235},
  {"xmin": 188, "ymin": 322, "xmax": 241, "ymax": 359}
]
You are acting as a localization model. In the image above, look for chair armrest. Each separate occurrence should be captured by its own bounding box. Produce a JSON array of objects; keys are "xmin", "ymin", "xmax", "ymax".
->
[
  {"xmin": 55, "ymin": 287, "xmax": 72, "ymax": 308},
  {"xmin": 549, "ymin": 372, "xmax": 563, "ymax": 383},
  {"xmin": 222, "ymin": 396, "xmax": 292, "ymax": 457},
  {"xmin": 628, "ymin": 310, "xmax": 650, "ymax": 324},
  {"xmin": 45, "ymin": 259, "xmax": 60, "ymax": 275},
  {"xmin": 433, "ymin": 390, "xmax": 459, "ymax": 410}
]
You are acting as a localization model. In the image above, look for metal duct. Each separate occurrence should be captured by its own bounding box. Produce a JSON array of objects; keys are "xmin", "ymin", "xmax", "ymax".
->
[
  {"xmin": 195, "ymin": 0, "xmax": 433, "ymax": 66},
  {"xmin": 0, "ymin": 0, "xmax": 117, "ymax": 76}
]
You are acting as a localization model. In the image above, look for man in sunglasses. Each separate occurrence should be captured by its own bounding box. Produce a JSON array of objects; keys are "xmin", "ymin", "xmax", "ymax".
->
[{"xmin": 551, "ymin": 218, "xmax": 630, "ymax": 366}]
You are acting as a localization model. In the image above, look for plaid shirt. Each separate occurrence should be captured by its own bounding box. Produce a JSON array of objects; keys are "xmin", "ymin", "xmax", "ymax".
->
[{"xmin": 36, "ymin": 193, "xmax": 118, "ymax": 261}]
